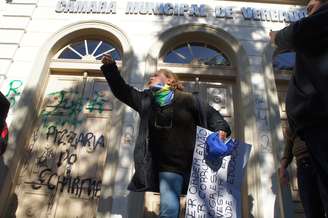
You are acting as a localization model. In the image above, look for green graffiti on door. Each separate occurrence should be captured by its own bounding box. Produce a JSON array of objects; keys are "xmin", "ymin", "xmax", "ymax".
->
[
  {"xmin": 5, "ymin": 80, "xmax": 23, "ymax": 107},
  {"xmin": 41, "ymin": 90, "xmax": 84, "ymax": 127},
  {"xmin": 86, "ymin": 91, "xmax": 108, "ymax": 113}
]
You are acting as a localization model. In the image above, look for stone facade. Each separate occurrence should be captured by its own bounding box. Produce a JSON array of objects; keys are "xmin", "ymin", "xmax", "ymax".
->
[{"xmin": 0, "ymin": 0, "xmax": 305, "ymax": 217}]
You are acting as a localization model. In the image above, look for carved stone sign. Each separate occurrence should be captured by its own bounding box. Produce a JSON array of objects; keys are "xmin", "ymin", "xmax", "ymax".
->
[{"xmin": 55, "ymin": 0, "xmax": 307, "ymax": 23}]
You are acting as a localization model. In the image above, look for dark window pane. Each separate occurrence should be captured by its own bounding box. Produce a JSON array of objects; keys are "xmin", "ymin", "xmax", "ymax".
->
[
  {"xmin": 215, "ymin": 55, "xmax": 230, "ymax": 66},
  {"xmin": 94, "ymin": 42, "xmax": 114, "ymax": 56},
  {"xmin": 191, "ymin": 46, "xmax": 218, "ymax": 61},
  {"xmin": 163, "ymin": 42, "xmax": 230, "ymax": 66},
  {"xmin": 95, "ymin": 50, "xmax": 121, "ymax": 60},
  {"xmin": 273, "ymin": 52, "xmax": 295, "ymax": 71},
  {"xmin": 87, "ymin": 40, "xmax": 100, "ymax": 55},
  {"xmin": 173, "ymin": 44, "xmax": 193, "ymax": 63},
  {"xmin": 58, "ymin": 48, "xmax": 81, "ymax": 59},
  {"xmin": 112, "ymin": 50, "xmax": 121, "ymax": 60},
  {"xmin": 164, "ymin": 51, "xmax": 189, "ymax": 64},
  {"xmin": 70, "ymin": 41, "xmax": 86, "ymax": 56},
  {"xmin": 94, "ymin": 42, "xmax": 121, "ymax": 60}
]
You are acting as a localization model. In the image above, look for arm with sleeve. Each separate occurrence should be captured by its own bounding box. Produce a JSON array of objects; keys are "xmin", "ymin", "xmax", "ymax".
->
[
  {"xmin": 281, "ymin": 127, "xmax": 295, "ymax": 167},
  {"xmin": 100, "ymin": 63, "xmax": 144, "ymax": 112},
  {"xmin": 206, "ymin": 105, "xmax": 231, "ymax": 136},
  {"xmin": 275, "ymin": 5, "xmax": 328, "ymax": 51},
  {"xmin": 0, "ymin": 92, "xmax": 10, "ymax": 131}
]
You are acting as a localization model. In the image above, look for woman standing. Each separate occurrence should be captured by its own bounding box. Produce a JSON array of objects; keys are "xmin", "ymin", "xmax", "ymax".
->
[{"xmin": 101, "ymin": 54, "xmax": 231, "ymax": 217}]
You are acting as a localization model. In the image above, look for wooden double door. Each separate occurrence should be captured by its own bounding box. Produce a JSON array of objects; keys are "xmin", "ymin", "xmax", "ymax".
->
[{"xmin": 13, "ymin": 74, "xmax": 113, "ymax": 218}]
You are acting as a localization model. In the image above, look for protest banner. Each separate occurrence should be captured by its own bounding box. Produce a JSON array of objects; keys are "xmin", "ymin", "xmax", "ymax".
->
[{"xmin": 185, "ymin": 126, "xmax": 252, "ymax": 218}]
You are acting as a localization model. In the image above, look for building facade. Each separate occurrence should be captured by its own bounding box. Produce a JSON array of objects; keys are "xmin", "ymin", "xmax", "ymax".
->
[{"xmin": 0, "ymin": 0, "xmax": 306, "ymax": 217}]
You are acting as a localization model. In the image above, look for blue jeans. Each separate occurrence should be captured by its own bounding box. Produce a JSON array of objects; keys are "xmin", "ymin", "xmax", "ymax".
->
[{"xmin": 159, "ymin": 172, "xmax": 184, "ymax": 218}]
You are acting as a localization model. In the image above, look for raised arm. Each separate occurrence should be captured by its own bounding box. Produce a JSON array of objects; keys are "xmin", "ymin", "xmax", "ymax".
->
[
  {"xmin": 100, "ymin": 54, "xmax": 144, "ymax": 112},
  {"xmin": 291, "ymin": 4, "xmax": 328, "ymax": 52},
  {"xmin": 273, "ymin": 4, "xmax": 328, "ymax": 52},
  {"xmin": 273, "ymin": 25, "xmax": 295, "ymax": 51},
  {"xmin": 281, "ymin": 126, "xmax": 295, "ymax": 168}
]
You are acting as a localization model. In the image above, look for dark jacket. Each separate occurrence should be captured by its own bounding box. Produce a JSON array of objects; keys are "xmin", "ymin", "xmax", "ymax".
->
[
  {"xmin": 0, "ymin": 92, "xmax": 10, "ymax": 155},
  {"xmin": 101, "ymin": 63, "xmax": 231, "ymax": 193},
  {"xmin": 0, "ymin": 92, "xmax": 10, "ymax": 131},
  {"xmin": 275, "ymin": 4, "xmax": 328, "ymax": 135}
]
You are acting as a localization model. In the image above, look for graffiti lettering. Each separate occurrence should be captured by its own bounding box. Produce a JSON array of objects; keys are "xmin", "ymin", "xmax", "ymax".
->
[
  {"xmin": 46, "ymin": 126, "xmax": 105, "ymax": 151},
  {"xmin": 37, "ymin": 146, "xmax": 55, "ymax": 168},
  {"xmin": 29, "ymin": 168, "xmax": 101, "ymax": 199},
  {"xmin": 41, "ymin": 90, "xmax": 83, "ymax": 127},
  {"xmin": 86, "ymin": 91, "xmax": 109, "ymax": 113},
  {"xmin": 260, "ymin": 134, "xmax": 271, "ymax": 153},
  {"xmin": 20, "ymin": 128, "xmax": 40, "ymax": 178},
  {"xmin": 57, "ymin": 149, "xmax": 77, "ymax": 167},
  {"xmin": 5, "ymin": 80, "xmax": 23, "ymax": 107}
]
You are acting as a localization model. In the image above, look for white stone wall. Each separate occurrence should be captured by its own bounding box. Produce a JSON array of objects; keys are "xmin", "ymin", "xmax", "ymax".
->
[
  {"xmin": 0, "ymin": 0, "xmax": 302, "ymax": 90},
  {"xmin": 0, "ymin": 0, "xmax": 38, "ymax": 117},
  {"xmin": 0, "ymin": 0, "xmax": 305, "ymax": 217}
]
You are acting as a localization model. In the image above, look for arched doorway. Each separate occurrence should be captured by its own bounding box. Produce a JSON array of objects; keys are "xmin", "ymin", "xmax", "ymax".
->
[
  {"xmin": 8, "ymin": 23, "xmax": 130, "ymax": 218},
  {"xmin": 143, "ymin": 24, "xmax": 251, "ymax": 217}
]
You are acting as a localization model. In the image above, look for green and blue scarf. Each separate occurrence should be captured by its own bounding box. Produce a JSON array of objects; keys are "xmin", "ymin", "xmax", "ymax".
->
[{"xmin": 150, "ymin": 83, "xmax": 174, "ymax": 107}]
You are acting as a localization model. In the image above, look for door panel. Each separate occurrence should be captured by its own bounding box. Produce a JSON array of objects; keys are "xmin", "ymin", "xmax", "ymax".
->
[
  {"xmin": 182, "ymin": 80, "xmax": 235, "ymax": 136},
  {"xmin": 15, "ymin": 74, "xmax": 113, "ymax": 218}
]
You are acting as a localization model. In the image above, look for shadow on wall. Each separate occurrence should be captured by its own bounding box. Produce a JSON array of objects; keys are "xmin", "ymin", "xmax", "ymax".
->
[
  {"xmin": 271, "ymin": 171, "xmax": 280, "ymax": 218},
  {"xmin": 0, "ymin": 87, "xmax": 40, "ymax": 217},
  {"xmin": 248, "ymin": 195, "xmax": 255, "ymax": 218},
  {"xmin": 4, "ymin": 193, "xmax": 17, "ymax": 218}
]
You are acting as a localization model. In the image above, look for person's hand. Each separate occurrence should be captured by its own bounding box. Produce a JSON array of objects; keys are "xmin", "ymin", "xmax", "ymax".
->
[
  {"xmin": 101, "ymin": 54, "xmax": 115, "ymax": 65},
  {"xmin": 218, "ymin": 130, "xmax": 227, "ymax": 141},
  {"xmin": 279, "ymin": 166, "xmax": 289, "ymax": 186},
  {"xmin": 269, "ymin": 30, "xmax": 278, "ymax": 45}
]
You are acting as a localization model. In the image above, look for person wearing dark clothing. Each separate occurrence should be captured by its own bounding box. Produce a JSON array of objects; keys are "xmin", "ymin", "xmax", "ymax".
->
[
  {"xmin": 270, "ymin": 0, "xmax": 328, "ymax": 216},
  {"xmin": 100, "ymin": 54, "xmax": 231, "ymax": 217},
  {"xmin": 279, "ymin": 126, "xmax": 325, "ymax": 218},
  {"xmin": 0, "ymin": 91, "xmax": 10, "ymax": 155}
]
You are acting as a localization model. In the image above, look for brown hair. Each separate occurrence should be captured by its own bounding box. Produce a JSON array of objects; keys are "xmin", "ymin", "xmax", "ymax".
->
[
  {"xmin": 307, "ymin": 0, "xmax": 328, "ymax": 4},
  {"xmin": 156, "ymin": 69, "xmax": 184, "ymax": 91}
]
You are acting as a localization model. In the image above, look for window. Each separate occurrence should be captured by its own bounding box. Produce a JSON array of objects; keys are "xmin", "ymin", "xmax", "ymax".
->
[
  {"xmin": 58, "ymin": 39, "xmax": 121, "ymax": 61},
  {"xmin": 163, "ymin": 42, "xmax": 231, "ymax": 66},
  {"xmin": 273, "ymin": 50, "xmax": 295, "ymax": 73}
]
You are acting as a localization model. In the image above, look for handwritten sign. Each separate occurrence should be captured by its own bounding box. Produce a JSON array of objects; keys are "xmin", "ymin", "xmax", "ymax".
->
[{"xmin": 186, "ymin": 126, "xmax": 251, "ymax": 218}]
